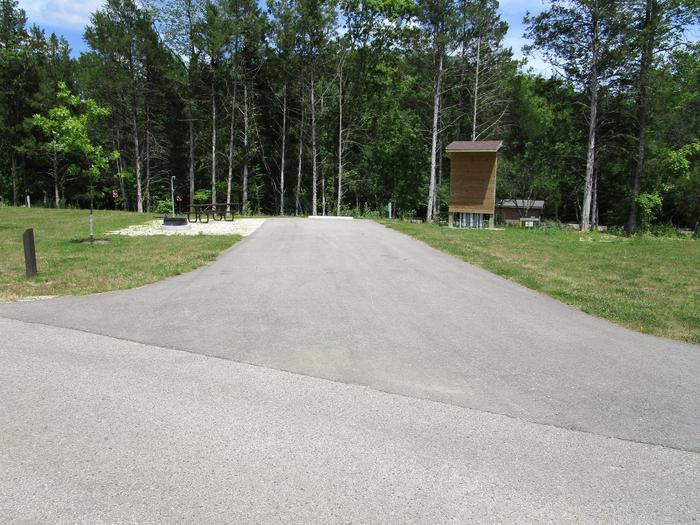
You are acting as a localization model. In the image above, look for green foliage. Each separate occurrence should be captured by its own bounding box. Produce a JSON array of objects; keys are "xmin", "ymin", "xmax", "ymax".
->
[
  {"xmin": 153, "ymin": 198, "xmax": 173, "ymax": 215},
  {"xmin": 0, "ymin": 0, "xmax": 698, "ymax": 232},
  {"xmin": 641, "ymin": 223, "xmax": 689, "ymax": 239},
  {"xmin": 194, "ymin": 189, "xmax": 211, "ymax": 204},
  {"xmin": 667, "ymin": 141, "xmax": 700, "ymax": 180},
  {"xmin": 635, "ymin": 191, "xmax": 663, "ymax": 227},
  {"xmin": 32, "ymin": 82, "xmax": 118, "ymax": 206}
]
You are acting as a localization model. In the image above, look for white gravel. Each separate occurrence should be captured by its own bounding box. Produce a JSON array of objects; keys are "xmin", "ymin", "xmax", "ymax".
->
[{"xmin": 108, "ymin": 218, "xmax": 266, "ymax": 237}]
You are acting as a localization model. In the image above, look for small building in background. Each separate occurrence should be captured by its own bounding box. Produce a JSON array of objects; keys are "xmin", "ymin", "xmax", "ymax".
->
[
  {"xmin": 446, "ymin": 140, "xmax": 502, "ymax": 228},
  {"xmin": 496, "ymin": 199, "xmax": 545, "ymax": 227}
]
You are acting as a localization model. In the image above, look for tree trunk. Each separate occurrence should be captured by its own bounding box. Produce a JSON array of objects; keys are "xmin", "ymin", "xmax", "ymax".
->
[
  {"xmin": 227, "ymin": 82, "xmax": 236, "ymax": 213},
  {"xmin": 119, "ymin": 169, "xmax": 127, "ymax": 211},
  {"xmin": 435, "ymin": 136, "xmax": 442, "ymax": 215},
  {"xmin": 296, "ymin": 110, "xmax": 304, "ymax": 216},
  {"xmin": 188, "ymin": 106, "xmax": 195, "ymax": 209},
  {"xmin": 625, "ymin": 0, "xmax": 655, "ymax": 234},
  {"xmin": 145, "ymin": 106, "xmax": 151, "ymax": 212},
  {"xmin": 337, "ymin": 75, "xmax": 343, "ymax": 216},
  {"xmin": 426, "ymin": 50, "xmax": 443, "ymax": 222},
  {"xmin": 581, "ymin": 85, "xmax": 597, "ymax": 232},
  {"xmin": 11, "ymin": 151, "xmax": 17, "ymax": 206},
  {"xmin": 591, "ymin": 169, "xmax": 598, "ymax": 228},
  {"xmin": 280, "ymin": 84, "xmax": 287, "ymax": 215},
  {"xmin": 321, "ymin": 165, "xmax": 325, "ymax": 215},
  {"xmin": 581, "ymin": 16, "xmax": 599, "ymax": 233},
  {"xmin": 53, "ymin": 150, "xmax": 60, "ymax": 208},
  {"xmin": 211, "ymin": 80, "xmax": 217, "ymax": 207},
  {"xmin": 457, "ymin": 3, "xmax": 468, "ymax": 139},
  {"xmin": 242, "ymin": 83, "xmax": 249, "ymax": 211},
  {"xmin": 311, "ymin": 79, "xmax": 318, "ymax": 216},
  {"xmin": 132, "ymin": 111, "xmax": 143, "ymax": 213},
  {"xmin": 115, "ymin": 129, "xmax": 129, "ymax": 211},
  {"xmin": 472, "ymin": 35, "xmax": 481, "ymax": 141},
  {"xmin": 187, "ymin": 1, "xmax": 196, "ymax": 210}
]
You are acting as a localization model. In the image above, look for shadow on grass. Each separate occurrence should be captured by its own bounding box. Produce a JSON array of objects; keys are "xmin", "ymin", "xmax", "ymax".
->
[{"xmin": 69, "ymin": 238, "xmax": 110, "ymax": 245}]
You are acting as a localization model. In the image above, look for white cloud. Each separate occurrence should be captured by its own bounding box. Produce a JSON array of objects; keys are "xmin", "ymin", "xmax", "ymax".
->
[{"xmin": 19, "ymin": 0, "xmax": 105, "ymax": 29}]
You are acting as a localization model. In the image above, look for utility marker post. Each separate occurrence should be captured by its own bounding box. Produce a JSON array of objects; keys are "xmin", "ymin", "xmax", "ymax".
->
[
  {"xmin": 23, "ymin": 228, "xmax": 37, "ymax": 278},
  {"xmin": 171, "ymin": 176, "xmax": 176, "ymax": 217}
]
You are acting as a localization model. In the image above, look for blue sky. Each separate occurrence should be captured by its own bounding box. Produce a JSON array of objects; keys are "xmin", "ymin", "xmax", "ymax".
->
[{"xmin": 18, "ymin": 0, "xmax": 550, "ymax": 72}]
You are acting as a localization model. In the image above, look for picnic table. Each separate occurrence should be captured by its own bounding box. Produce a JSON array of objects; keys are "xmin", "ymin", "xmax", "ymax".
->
[{"xmin": 187, "ymin": 203, "xmax": 241, "ymax": 223}]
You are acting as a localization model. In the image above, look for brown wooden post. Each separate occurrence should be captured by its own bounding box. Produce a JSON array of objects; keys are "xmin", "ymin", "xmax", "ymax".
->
[{"xmin": 23, "ymin": 228, "xmax": 37, "ymax": 278}]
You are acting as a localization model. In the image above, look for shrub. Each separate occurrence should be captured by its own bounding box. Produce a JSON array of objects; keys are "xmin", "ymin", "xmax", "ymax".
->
[
  {"xmin": 636, "ymin": 191, "xmax": 663, "ymax": 227},
  {"xmin": 153, "ymin": 198, "xmax": 173, "ymax": 215},
  {"xmin": 194, "ymin": 189, "xmax": 211, "ymax": 204},
  {"xmin": 399, "ymin": 209, "xmax": 417, "ymax": 220},
  {"xmin": 642, "ymin": 223, "xmax": 686, "ymax": 238}
]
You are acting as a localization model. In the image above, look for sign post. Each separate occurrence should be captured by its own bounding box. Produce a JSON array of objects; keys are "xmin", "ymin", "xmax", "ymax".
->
[
  {"xmin": 170, "ymin": 176, "xmax": 176, "ymax": 217},
  {"xmin": 23, "ymin": 228, "xmax": 37, "ymax": 278}
]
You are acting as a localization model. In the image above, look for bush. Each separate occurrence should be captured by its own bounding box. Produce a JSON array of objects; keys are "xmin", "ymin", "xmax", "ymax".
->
[
  {"xmin": 352, "ymin": 208, "xmax": 382, "ymax": 219},
  {"xmin": 337, "ymin": 204, "xmax": 355, "ymax": 217},
  {"xmin": 640, "ymin": 223, "xmax": 687, "ymax": 238},
  {"xmin": 607, "ymin": 225, "xmax": 626, "ymax": 237},
  {"xmin": 194, "ymin": 189, "xmax": 211, "ymax": 204},
  {"xmin": 636, "ymin": 191, "xmax": 663, "ymax": 227},
  {"xmin": 153, "ymin": 198, "xmax": 173, "ymax": 215}
]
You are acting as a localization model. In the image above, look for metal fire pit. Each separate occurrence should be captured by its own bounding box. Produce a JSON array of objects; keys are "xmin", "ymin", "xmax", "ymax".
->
[{"xmin": 162, "ymin": 216, "xmax": 191, "ymax": 231}]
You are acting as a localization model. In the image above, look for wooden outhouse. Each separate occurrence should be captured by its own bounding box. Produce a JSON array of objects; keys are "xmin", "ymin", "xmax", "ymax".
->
[{"xmin": 446, "ymin": 140, "xmax": 502, "ymax": 228}]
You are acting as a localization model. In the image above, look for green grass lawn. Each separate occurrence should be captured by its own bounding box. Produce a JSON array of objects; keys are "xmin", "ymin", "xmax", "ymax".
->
[
  {"xmin": 0, "ymin": 207, "xmax": 240, "ymax": 301},
  {"xmin": 380, "ymin": 220, "xmax": 700, "ymax": 344}
]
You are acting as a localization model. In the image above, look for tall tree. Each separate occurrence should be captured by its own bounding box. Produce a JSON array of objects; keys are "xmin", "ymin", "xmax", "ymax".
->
[
  {"xmin": 298, "ymin": 0, "xmax": 337, "ymax": 216},
  {"xmin": 456, "ymin": 0, "xmax": 512, "ymax": 142},
  {"xmin": 160, "ymin": 0, "xmax": 205, "ymax": 209},
  {"xmin": 526, "ymin": 0, "xmax": 626, "ymax": 231},
  {"xmin": 0, "ymin": 0, "xmax": 33, "ymax": 206},
  {"xmin": 84, "ymin": 0, "xmax": 163, "ymax": 212},
  {"xmin": 419, "ymin": 0, "xmax": 457, "ymax": 221},
  {"xmin": 269, "ymin": 0, "xmax": 300, "ymax": 215},
  {"xmin": 32, "ymin": 82, "xmax": 119, "ymax": 214},
  {"xmin": 623, "ymin": 0, "xmax": 700, "ymax": 232}
]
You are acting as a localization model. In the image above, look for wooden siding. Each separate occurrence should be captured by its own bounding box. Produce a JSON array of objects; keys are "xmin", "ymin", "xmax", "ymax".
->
[{"xmin": 448, "ymin": 152, "xmax": 497, "ymax": 214}]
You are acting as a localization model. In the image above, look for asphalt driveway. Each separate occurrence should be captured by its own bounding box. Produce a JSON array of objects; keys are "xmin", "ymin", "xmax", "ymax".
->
[
  {"xmin": 2, "ymin": 317, "xmax": 698, "ymax": 522},
  {"xmin": 1, "ymin": 218, "xmax": 699, "ymax": 521}
]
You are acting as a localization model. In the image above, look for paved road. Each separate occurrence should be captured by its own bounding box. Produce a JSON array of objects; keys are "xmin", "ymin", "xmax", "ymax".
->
[
  {"xmin": 1, "ymin": 218, "xmax": 699, "ymax": 521},
  {"xmin": 2, "ymin": 318, "xmax": 699, "ymax": 522}
]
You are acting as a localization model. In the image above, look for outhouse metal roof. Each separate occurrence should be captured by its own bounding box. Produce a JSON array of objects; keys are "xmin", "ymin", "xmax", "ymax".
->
[
  {"xmin": 498, "ymin": 199, "xmax": 545, "ymax": 209},
  {"xmin": 446, "ymin": 140, "xmax": 503, "ymax": 153}
]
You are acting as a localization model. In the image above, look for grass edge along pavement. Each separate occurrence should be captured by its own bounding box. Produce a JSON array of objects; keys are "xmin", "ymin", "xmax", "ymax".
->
[
  {"xmin": 0, "ymin": 207, "xmax": 241, "ymax": 301},
  {"xmin": 379, "ymin": 219, "xmax": 700, "ymax": 344}
]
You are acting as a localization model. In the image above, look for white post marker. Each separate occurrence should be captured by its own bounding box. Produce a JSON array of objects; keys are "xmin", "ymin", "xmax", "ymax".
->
[{"xmin": 170, "ymin": 176, "xmax": 176, "ymax": 217}]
